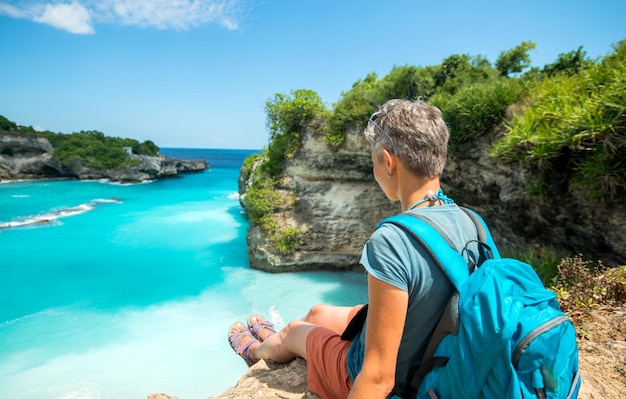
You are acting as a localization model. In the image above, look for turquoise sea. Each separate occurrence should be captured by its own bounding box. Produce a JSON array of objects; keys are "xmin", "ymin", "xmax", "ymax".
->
[{"xmin": 0, "ymin": 148, "xmax": 367, "ymax": 399}]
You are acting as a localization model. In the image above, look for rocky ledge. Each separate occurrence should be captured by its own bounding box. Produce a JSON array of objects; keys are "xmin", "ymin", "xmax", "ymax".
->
[
  {"xmin": 0, "ymin": 133, "xmax": 207, "ymax": 182},
  {"xmin": 150, "ymin": 345, "xmax": 624, "ymax": 399}
]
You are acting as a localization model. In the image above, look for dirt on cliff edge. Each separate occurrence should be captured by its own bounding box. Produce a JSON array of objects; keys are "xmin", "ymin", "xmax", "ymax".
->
[{"xmin": 575, "ymin": 305, "xmax": 626, "ymax": 398}]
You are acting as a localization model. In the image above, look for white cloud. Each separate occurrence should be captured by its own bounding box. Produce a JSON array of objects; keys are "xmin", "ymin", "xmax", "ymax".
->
[
  {"xmin": 34, "ymin": 2, "xmax": 94, "ymax": 34},
  {"xmin": 0, "ymin": 3, "xmax": 28, "ymax": 18},
  {"xmin": 0, "ymin": 0, "xmax": 243, "ymax": 34},
  {"xmin": 100, "ymin": 0, "xmax": 242, "ymax": 30}
]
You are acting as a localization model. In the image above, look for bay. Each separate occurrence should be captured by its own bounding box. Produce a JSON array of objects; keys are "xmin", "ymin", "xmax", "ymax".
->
[{"xmin": 0, "ymin": 148, "xmax": 367, "ymax": 399}]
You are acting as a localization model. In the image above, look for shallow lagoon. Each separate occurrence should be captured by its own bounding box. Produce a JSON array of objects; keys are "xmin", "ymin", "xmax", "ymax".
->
[{"xmin": 0, "ymin": 149, "xmax": 367, "ymax": 399}]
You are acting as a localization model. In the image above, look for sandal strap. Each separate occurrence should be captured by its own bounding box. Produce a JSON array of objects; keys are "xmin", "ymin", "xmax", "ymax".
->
[
  {"xmin": 228, "ymin": 326, "xmax": 259, "ymax": 367},
  {"xmin": 229, "ymin": 328, "xmax": 253, "ymax": 353},
  {"xmin": 248, "ymin": 319, "xmax": 276, "ymax": 339}
]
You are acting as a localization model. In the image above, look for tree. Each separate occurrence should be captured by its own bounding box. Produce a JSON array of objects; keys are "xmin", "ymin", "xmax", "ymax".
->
[
  {"xmin": 262, "ymin": 89, "xmax": 329, "ymax": 176},
  {"xmin": 0, "ymin": 115, "xmax": 18, "ymax": 131},
  {"xmin": 496, "ymin": 41, "xmax": 537, "ymax": 77},
  {"xmin": 434, "ymin": 54, "xmax": 496, "ymax": 94},
  {"xmin": 543, "ymin": 46, "xmax": 592, "ymax": 76}
]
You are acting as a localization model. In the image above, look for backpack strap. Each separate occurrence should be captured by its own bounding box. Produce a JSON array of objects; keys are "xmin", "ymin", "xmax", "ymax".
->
[
  {"xmin": 381, "ymin": 213, "xmax": 469, "ymax": 290},
  {"xmin": 379, "ymin": 209, "xmax": 496, "ymax": 398},
  {"xmin": 459, "ymin": 207, "xmax": 501, "ymax": 259}
]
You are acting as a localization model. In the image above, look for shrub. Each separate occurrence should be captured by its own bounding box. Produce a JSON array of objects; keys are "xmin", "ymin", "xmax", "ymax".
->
[
  {"xmin": 273, "ymin": 227, "xmax": 302, "ymax": 254},
  {"xmin": 551, "ymin": 255, "xmax": 626, "ymax": 313},
  {"xmin": 491, "ymin": 40, "xmax": 626, "ymax": 199},
  {"xmin": 46, "ymin": 130, "xmax": 160, "ymax": 170},
  {"xmin": 242, "ymin": 179, "xmax": 283, "ymax": 225},
  {"xmin": 542, "ymin": 46, "xmax": 593, "ymax": 77},
  {"xmin": 431, "ymin": 78, "xmax": 527, "ymax": 143},
  {"xmin": 326, "ymin": 72, "xmax": 380, "ymax": 147},
  {"xmin": 241, "ymin": 153, "xmax": 262, "ymax": 182},
  {"xmin": 496, "ymin": 41, "xmax": 537, "ymax": 77},
  {"xmin": 262, "ymin": 89, "xmax": 329, "ymax": 176}
]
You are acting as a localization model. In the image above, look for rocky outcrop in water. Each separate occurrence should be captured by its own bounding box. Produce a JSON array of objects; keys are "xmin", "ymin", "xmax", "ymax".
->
[
  {"xmin": 0, "ymin": 133, "xmax": 208, "ymax": 182},
  {"xmin": 239, "ymin": 126, "xmax": 399, "ymax": 272}
]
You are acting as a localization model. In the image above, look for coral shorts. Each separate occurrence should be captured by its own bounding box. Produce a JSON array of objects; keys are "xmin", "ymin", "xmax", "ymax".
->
[{"xmin": 305, "ymin": 306, "xmax": 363, "ymax": 399}]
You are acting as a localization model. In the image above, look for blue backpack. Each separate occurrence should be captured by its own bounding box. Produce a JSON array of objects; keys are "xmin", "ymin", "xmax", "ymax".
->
[{"xmin": 382, "ymin": 208, "xmax": 581, "ymax": 399}]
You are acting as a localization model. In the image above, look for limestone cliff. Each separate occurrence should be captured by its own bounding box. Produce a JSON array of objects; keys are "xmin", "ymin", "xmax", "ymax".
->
[
  {"xmin": 239, "ymin": 126, "xmax": 399, "ymax": 272},
  {"xmin": 239, "ymin": 124, "xmax": 625, "ymax": 272},
  {"xmin": 0, "ymin": 133, "xmax": 208, "ymax": 182},
  {"xmin": 442, "ymin": 129, "xmax": 626, "ymax": 267}
]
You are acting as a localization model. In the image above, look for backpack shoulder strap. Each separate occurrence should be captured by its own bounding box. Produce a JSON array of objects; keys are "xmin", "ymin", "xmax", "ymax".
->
[
  {"xmin": 379, "ymin": 213, "xmax": 469, "ymax": 291},
  {"xmin": 459, "ymin": 207, "xmax": 501, "ymax": 258},
  {"xmin": 380, "ymin": 213, "xmax": 468, "ymax": 398}
]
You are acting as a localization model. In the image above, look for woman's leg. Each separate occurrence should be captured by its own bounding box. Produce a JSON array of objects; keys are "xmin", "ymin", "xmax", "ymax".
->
[
  {"xmin": 249, "ymin": 319, "xmax": 317, "ymax": 363},
  {"xmin": 302, "ymin": 304, "xmax": 364, "ymax": 334},
  {"xmin": 234, "ymin": 304, "xmax": 364, "ymax": 365}
]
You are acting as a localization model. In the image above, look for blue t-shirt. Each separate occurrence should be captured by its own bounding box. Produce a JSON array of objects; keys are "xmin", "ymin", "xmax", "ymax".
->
[{"xmin": 346, "ymin": 204, "xmax": 481, "ymax": 393}]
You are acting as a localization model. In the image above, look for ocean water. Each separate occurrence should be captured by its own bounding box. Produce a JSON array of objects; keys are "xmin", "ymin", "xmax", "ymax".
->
[{"xmin": 0, "ymin": 148, "xmax": 367, "ymax": 399}]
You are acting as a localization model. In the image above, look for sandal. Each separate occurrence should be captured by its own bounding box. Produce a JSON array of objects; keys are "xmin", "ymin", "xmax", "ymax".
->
[
  {"xmin": 247, "ymin": 314, "xmax": 277, "ymax": 342},
  {"xmin": 228, "ymin": 321, "xmax": 259, "ymax": 367}
]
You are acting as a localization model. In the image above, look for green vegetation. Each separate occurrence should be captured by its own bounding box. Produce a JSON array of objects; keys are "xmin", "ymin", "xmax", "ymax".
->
[
  {"xmin": 0, "ymin": 117, "xmax": 160, "ymax": 170},
  {"xmin": 243, "ymin": 39, "xmax": 626, "ymax": 254},
  {"xmin": 244, "ymin": 179, "xmax": 286, "ymax": 225},
  {"xmin": 47, "ymin": 130, "xmax": 159, "ymax": 170},
  {"xmin": 551, "ymin": 255, "xmax": 626, "ymax": 313},
  {"xmin": 240, "ymin": 90, "xmax": 325, "ymax": 253},
  {"xmin": 550, "ymin": 255, "xmax": 626, "ymax": 342},
  {"xmin": 430, "ymin": 78, "xmax": 528, "ymax": 142},
  {"xmin": 274, "ymin": 227, "xmax": 303, "ymax": 255},
  {"xmin": 243, "ymin": 178, "xmax": 302, "ymax": 254},
  {"xmin": 262, "ymin": 89, "xmax": 329, "ymax": 177},
  {"xmin": 495, "ymin": 41, "xmax": 537, "ymax": 77}
]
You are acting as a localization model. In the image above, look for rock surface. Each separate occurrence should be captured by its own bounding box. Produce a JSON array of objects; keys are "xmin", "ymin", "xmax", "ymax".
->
[
  {"xmin": 239, "ymin": 125, "xmax": 625, "ymax": 272},
  {"xmin": 0, "ymin": 132, "xmax": 208, "ymax": 182},
  {"xmin": 160, "ymin": 330, "xmax": 626, "ymax": 398},
  {"xmin": 207, "ymin": 359, "xmax": 318, "ymax": 399},
  {"xmin": 239, "ymin": 126, "xmax": 399, "ymax": 272}
]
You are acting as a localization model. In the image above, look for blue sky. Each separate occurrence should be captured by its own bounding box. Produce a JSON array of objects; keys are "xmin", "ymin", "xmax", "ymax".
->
[{"xmin": 0, "ymin": 1, "xmax": 624, "ymax": 150}]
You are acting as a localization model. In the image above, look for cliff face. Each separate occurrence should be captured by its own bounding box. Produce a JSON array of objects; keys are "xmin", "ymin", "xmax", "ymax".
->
[
  {"xmin": 0, "ymin": 133, "xmax": 56, "ymax": 178},
  {"xmin": 240, "ymin": 126, "xmax": 626, "ymax": 272},
  {"xmin": 0, "ymin": 133, "xmax": 208, "ymax": 182},
  {"xmin": 443, "ymin": 131, "xmax": 626, "ymax": 267},
  {"xmin": 239, "ymin": 127, "xmax": 399, "ymax": 272}
]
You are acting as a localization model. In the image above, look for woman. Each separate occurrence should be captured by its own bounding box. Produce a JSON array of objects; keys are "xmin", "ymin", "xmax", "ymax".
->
[{"xmin": 228, "ymin": 99, "xmax": 483, "ymax": 399}]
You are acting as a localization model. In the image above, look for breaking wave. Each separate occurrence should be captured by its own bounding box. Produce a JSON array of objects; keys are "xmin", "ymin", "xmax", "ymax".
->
[{"xmin": 0, "ymin": 198, "xmax": 122, "ymax": 231}]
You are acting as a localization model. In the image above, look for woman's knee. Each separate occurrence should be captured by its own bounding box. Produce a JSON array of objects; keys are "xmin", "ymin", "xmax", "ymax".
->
[
  {"xmin": 303, "ymin": 304, "xmax": 330, "ymax": 324},
  {"xmin": 284, "ymin": 318, "xmax": 308, "ymax": 332}
]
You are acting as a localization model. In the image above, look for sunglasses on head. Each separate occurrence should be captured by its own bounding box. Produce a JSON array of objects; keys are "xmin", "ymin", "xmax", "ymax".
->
[{"xmin": 368, "ymin": 111, "xmax": 397, "ymax": 155}]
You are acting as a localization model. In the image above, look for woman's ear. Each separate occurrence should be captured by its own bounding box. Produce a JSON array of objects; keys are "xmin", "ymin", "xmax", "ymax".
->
[{"xmin": 381, "ymin": 148, "xmax": 396, "ymax": 175}]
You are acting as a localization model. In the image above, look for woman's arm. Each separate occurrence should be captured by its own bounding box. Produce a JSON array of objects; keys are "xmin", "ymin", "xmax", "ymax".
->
[{"xmin": 349, "ymin": 274, "xmax": 408, "ymax": 398}]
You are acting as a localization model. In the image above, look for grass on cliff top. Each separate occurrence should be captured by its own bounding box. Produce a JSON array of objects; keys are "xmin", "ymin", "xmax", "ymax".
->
[{"xmin": 254, "ymin": 40, "xmax": 625, "ymax": 204}]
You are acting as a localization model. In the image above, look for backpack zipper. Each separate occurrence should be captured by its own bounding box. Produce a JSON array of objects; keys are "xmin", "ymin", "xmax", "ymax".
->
[{"xmin": 512, "ymin": 315, "xmax": 571, "ymax": 367}]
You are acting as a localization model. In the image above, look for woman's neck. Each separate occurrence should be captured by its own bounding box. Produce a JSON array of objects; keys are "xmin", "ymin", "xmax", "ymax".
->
[{"xmin": 400, "ymin": 179, "xmax": 442, "ymax": 212}]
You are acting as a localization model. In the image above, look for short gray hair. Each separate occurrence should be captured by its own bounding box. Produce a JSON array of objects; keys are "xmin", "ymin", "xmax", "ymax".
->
[{"xmin": 364, "ymin": 99, "xmax": 449, "ymax": 177}]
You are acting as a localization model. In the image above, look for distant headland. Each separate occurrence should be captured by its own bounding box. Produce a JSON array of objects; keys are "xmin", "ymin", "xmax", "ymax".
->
[{"xmin": 0, "ymin": 116, "xmax": 207, "ymax": 183}]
